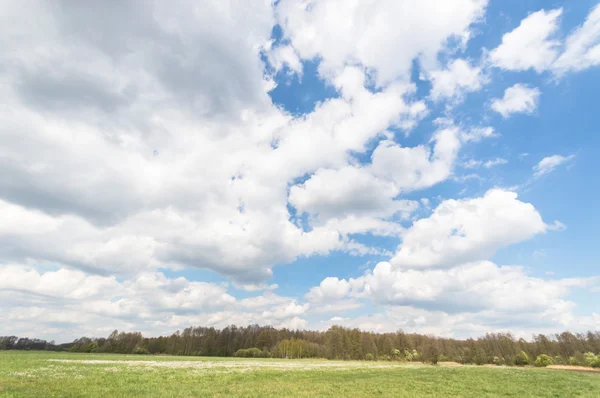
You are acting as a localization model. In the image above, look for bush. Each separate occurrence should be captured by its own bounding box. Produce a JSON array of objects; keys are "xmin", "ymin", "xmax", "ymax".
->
[
  {"xmin": 553, "ymin": 356, "xmax": 565, "ymax": 365},
  {"xmin": 572, "ymin": 352, "xmax": 586, "ymax": 365},
  {"xmin": 134, "ymin": 346, "xmax": 149, "ymax": 355},
  {"xmin": 493, "ymin": 356, "xmax": 503, "ymax": 366},
  {"xmin": 411, "ymin": 350, "xmax": 420, "ymax": 361},
  {"xmin": 514, "ymin": 351, "xmax": 529, "ymax": 366},
  {"xmin": 365, "ymin": 353, "xmax": 374, "ymax": 361},
  {"xmin": 234, "ymin": 348, "xmax": 265, "ymax": 358},
  {"xmin": 569, "ymin": 356, "xmax": 582, "ymax": 366},
  {"xmin": 584, "ymin": 353, "xmax": 600, "ymax": 368},
  {"xmin": 403, "ymin": 349, "xmax": 413, "ymax": 362},
  {"xmin": 584, "ymin": 352, "xmax": 597, "ymax": 366},
  {"xmin": 534, "ymin": 354, "xmax": 554, "ymax": 367}
]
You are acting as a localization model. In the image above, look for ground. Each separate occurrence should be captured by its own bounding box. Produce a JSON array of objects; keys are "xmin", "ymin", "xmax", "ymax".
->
[{"xmin": 1, "ymin": 351, "xmax": 599, "ymax": 397}]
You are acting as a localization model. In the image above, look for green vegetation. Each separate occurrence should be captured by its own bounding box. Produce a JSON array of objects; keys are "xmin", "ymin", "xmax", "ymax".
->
[
  {"xmin": 534, "ymin": 354, "xmax": 554, "ymax": 367},
  {"xmin": 584, "ymin": 352, "xmax": 600, "ymax": 368},
  {"xmin": 1, "ymin": 351, "xmax": 600, "ymax": 397},
  {"xmin": 3, "ymin": 328, "xmax": 600, "ymax": 368}
]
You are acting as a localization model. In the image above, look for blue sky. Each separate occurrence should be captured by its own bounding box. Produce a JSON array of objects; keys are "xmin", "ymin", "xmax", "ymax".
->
[{"xmin": 1, "ymin": 0, "xmax": 599, "ymax": 341}]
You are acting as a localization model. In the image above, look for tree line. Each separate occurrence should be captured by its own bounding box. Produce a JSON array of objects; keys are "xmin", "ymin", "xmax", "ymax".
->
[{"xmin": 2, "ymin": 326, "xmax": 599, "ymax": 367}]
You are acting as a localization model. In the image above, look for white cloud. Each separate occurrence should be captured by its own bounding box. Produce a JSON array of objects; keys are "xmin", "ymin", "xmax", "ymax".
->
[
  {"xmin": 316, "ymin": 304, "xmax": 600, "ymax": 339},
  {"xmin": 262, "ymin": 302, "xmax": 309, "ymax": 320},
  {"xmin": 533, "ymin": 154, "xmax": 575, "ymax": 177},
  {"xmin": 370, "ymin": 127, "xmax": 461, "ymax": 191},
  {"xmin": 265, "ymin": 44, "xmax": 303, "ymax": 75},
  {"xmin": 1, "ymin": 0, "xmax": 598, "ymax": 341},
  {"xmin": 460, "ymin": 126, "xmax": 498, "ymax": 142},
  {"xmin": 234, "ymin": 282, "xmax": 279, "ymax": 292},
  {"xmin": 277, "ymin": 0, "xmax": 488, "ymax": 85},
  {"xmin": 311, "ymin": 261, "xmax": 599, "ymax": 337},
  {"xmin": 553, "ymin": 4, "xmax": 600, "ymax": 74},
  {"xmin": 0, "ymin": 263, "xmax": 307, "ymax": 341},
  {"xmin": 306, "ymin": 277, "xmax": 352, "ymax": 302},
  {"xmin": 490, "ymin": 9, "xmax": 562, "ymax": 72},
  {"xmin": 0, "ymin": 1, "xmax": 440, "ymax": 285},
  {"xmin": 288, "ymin": 122, "xmax": 473, "ymax": 237},
  {"xmin": 484, "ymin": 158, "xmax": 508, "ymax": 168},
  {"xmin": 288, "ymin": 167, "xmax": 416, "ymax": 221},
  {"xmin": 463, "ymin": 159, "xmax": 483, "ymax": 169},
  {"xmin": 429, "ymin": 59, "xmax": 485, "ymax": 101},
  {"xmin": 491, "ymin": 84, "xmax": 540, "ymax": 118},
  {"xmin": 278, "ymin": 316, "xmax": 308, "ymax": 330},
  {"xmin": 463, "ymin": 157, "xmax": 506, "ymax": 169},
  {"xmin": 358, "ymin": 261, "xmax": 597, "ymax": 313},
  {"xmin": 389, "ymin": 189, "xmax": 547, "ymax": 269}
]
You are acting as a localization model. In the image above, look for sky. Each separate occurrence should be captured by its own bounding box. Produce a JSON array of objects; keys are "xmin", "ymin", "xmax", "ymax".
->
[{"xmin": 1, "ymin": 0, "xmax": 600, "ymax": 343}]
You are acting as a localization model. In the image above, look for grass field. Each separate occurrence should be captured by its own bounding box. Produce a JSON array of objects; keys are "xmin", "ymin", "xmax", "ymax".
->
[{"xmin": 1, "ymin": 351, "xmax": 599, "ymax": 397}]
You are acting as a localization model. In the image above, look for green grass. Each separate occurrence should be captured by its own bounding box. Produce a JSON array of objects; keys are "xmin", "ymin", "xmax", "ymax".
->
[{"xmin": 1, "ymin": 351, "xmax": 599, "ymax": 397}]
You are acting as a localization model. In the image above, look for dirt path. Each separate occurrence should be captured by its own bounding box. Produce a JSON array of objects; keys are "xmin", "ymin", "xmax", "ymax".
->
[{"xmin": 547, "ymin": 365, "xmax": 600, "ymax": 374}]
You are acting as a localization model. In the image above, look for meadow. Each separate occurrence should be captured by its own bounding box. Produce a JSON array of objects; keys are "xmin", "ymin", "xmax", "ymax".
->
[{"xmin": 1, "ymin": 351, "xmax": 600, "ymax": 397}]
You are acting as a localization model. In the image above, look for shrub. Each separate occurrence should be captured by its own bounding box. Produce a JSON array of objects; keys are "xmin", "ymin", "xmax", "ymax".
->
[
  {"xmin": 590, "ymin": 356, "xmax": 600, "ymax": 369},
  {"xmin": 534, "ymin": 354, "xmax": 554, "ymax": 367},
  {"xmin": 412, "ymin": 350, "xmax": 420, "ymax": 361},
  {"xmin": 134, "ymin": 346, "xmax": 149, "ymax": 355},
  {"xmin": 439, "ymin": 355, "xmax": 449, "ymax": 362},
  {"xmin": 493, "ymin": 356, "xmax": 503, "ymax": 366},
  {"xmin": 365, "ymin": 353, "xmax": 374, "ymax": 361},
  {"xmin": 572, "ymin": 352, "xmax": 586, "ymax": 365},
  {"xmin": 569, "ymin": 356, "xmax": 581, "ymax": 366},
  {"xmin": 514, "ymin": 351, "xmax": 529, "ymax": 366},
  {"xmin": 584, "ymin": 352, "xmax": 597, "ymax": 366},
  {"xmin": 403, "ymin": 349, "xmax": 413, "ymax": 362},
  {"xmin": 553, "ymin": 356, "xmax": 565, "ymax": 365},
  {"xmin": 234, "ymin": 348, "xmax": 265, "ymax": 358},
  {"xmin": 391, "ymin": 349, "xmax": 401, "ymax": 360}
]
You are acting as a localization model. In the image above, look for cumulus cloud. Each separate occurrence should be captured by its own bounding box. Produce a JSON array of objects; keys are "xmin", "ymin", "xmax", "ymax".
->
[
  {"xmin": 491, "ymin": 84, "xmax": 540, "ymax": 118},
  {"xmin": 533, "ymin": 155, "xmax": 576, "ymax": 177},
  {"xmin": 389, "ymin": 190, "xmax": 547, "ymax": 269},
  {"xmin": 317, "ymin": 303, "xmax": 600, "ymax": 339},
  {"xmin": 265, "ymin": 44, "xmax": 303, "ymax": 76},
  {"xmin": 553, "ymin": 4, "xmax": 600, "ymax": 74},
  {"xmin": 370, "ymin": 127, "xmax": 462, "ymax": 191},
  {"xmin": 429, "ymin": 59, "xmax": 485, "ymax": 101},
  {"xmin": 310, "ymin": 260, "xmax": 599, "ymax": 337},
  {"xmin": 0, "ymin": 1, "xmax": 442, "ymax": 284},
  {"xmin": 288, "ymin": 167, "xmax": 416, "ymax": 221},
  {"xmin": 277, "ymin": 0, "xmax": 488, "ymax": 85},
  {"xmin": 0, "ymin": 263, "xmax": 307, "ymax": 341},
  {"xmin": 355, "ymin": 261, "xmax": 595, "ymax": 313},
  {"xmin": 1, "ymin": 0, "xmax": 597, "ymax": 341},
  {"xmin": 489, "ymin": 9, "xmax": 562, "ymax": 72},
  {"xmin": 489, "ymin": 4, "xmax": 600, "ymax": 76}
]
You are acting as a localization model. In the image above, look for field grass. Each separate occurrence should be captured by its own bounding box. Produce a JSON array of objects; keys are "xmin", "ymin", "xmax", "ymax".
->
[{"xmin": 1, "ymin": 351, "xmax": 599, "ymax": 397}]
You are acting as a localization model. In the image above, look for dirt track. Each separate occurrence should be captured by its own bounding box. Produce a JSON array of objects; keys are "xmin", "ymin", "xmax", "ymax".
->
[{"xmin": 547, "ymin": 365, "xmax": 600, "ymax": 374}]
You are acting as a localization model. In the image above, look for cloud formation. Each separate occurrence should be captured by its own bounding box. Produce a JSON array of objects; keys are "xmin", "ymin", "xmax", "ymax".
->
[
  {"xmin": 0, "ymin": 0, "xmax": 598, "ymax": 341},
  {"xmin": 491, "ymin": 84, "xmax": 541, "ymax": 118}
]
